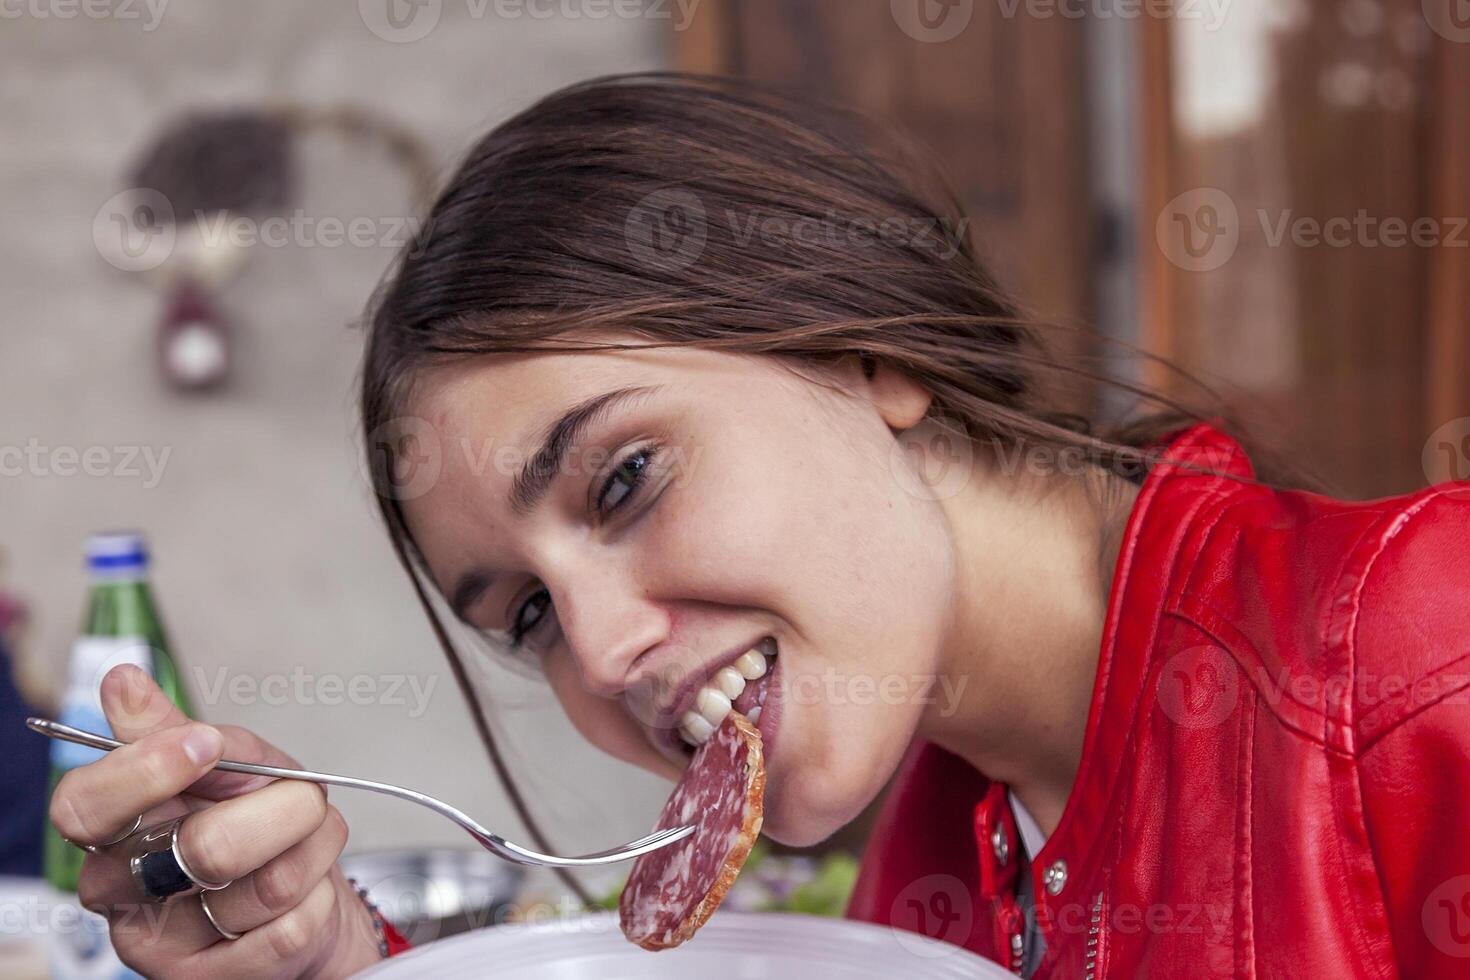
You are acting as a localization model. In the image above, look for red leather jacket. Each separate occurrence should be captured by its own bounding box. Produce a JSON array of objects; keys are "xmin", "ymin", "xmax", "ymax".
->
[{"xmin": 845, "ymin": 422, "xmax": 1470, "ymax": 978}]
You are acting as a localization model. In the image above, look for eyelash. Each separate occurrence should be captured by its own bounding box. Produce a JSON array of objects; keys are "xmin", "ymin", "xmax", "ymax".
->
[{"xmin": 507, "ymin": 445, "xmax": 659, "ymax": 649}]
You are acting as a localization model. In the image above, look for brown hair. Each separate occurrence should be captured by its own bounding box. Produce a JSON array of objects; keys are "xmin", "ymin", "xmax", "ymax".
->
[{"xmin": 359, "ymin": 72, "xmax": 1312, "ymax": 898}]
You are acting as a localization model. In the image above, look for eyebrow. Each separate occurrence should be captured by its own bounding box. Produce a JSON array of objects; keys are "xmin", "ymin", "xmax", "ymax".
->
[{"xmin": 447, "ymin": 382, "xmax": 664, "ymax": 620}]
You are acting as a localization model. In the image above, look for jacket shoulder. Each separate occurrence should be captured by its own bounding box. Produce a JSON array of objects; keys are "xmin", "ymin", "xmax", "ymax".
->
[
  {"xmin": 1168, "ymin": 479, "xmax": 1470, "ymax": 750},
  {"xmin": 1345, "ymin": 486, "xmax": 1470, "ymax": 748}
]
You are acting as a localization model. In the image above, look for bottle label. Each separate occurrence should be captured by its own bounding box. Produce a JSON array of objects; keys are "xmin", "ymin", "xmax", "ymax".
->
[{"xmin": 53, "ymin": 636, "xmax": 154, "ymax": 772}]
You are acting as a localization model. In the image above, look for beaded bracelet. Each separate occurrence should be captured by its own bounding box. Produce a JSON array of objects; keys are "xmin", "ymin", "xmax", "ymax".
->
[{"xmin": 346, "ymin": 877, "xmax": 391, "ymax": 959}]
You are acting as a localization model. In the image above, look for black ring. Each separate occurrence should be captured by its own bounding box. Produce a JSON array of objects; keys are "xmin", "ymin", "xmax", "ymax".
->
[{"xmin": 127, "ymin": 816, "xmax": 232, "ymax": 902}]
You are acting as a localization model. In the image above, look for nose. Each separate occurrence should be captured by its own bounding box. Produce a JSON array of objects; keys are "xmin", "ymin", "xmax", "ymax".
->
[{"xmin": 549, "ymin": 562, "xmax": 669, "ymax": 700}]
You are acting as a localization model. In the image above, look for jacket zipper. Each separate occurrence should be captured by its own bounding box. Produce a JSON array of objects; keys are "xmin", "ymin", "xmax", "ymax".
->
[{"xmin": 1084, "ymin": 891, "xmax": 1105, "ymax": 980}]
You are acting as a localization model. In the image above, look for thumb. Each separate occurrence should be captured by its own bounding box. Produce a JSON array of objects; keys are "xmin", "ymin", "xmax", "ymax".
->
[
  {"xmin": 101, "ymin": 662, "xmax": 190, "ymax": 740},
  {"xmin": 99, "ymin": 662, "xmax": 312, "ymax": 803}
]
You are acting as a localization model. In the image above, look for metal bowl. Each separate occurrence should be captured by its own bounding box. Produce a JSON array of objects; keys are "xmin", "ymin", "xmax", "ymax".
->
[{"xmin": 340, "ymin": 849, "xmax": 526, "ymax": 946}]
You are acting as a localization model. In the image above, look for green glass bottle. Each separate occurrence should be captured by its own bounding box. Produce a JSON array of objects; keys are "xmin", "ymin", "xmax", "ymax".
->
[{"xmin": 44, "ymin": 531, "xmax": 194, "ymax": 891}]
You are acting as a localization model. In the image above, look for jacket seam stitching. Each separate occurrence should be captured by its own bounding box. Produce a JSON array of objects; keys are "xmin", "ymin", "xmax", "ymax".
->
[
  {"xmin": 1157, "ymin": 488, "xmax": 1252, "ymax": 619},
  {"xmin": 1357, "ymin": 667, "xmax": 1470, "ymax": 754},
  {"xmin": 1237, "ymin": 695, "xmax": 1256, "ymax": 979},
  {"xmin": 1166, "ymin": 600, "xmax": 1347, "ymax": 753},
  {"xmin": 1346, "ymin": 487, "xmax": 1464, "ymax": 746},
  {"xmin": 1166, "ymin": 498, "xmax": 1377, "ymax": 742},
  {"xmin": 1318, "ymin": 511, "xmax": 1397, "ymax": 751},
  {"xmin": 1337, "ymin": 748, "xmax": 1395, "ymax": 977},
  {"xmin": 1166, "ymin": 495, "xmax": 1243, "ymax": 599}
]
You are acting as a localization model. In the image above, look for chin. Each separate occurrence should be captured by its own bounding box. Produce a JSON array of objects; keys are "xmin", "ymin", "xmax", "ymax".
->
[
  {"xmin": 758, "ymin": 763, "xmax": 880, "ymax": 848},
  {"xmin": 760, "ymin": 809, "xmax": 844, "ymax": 848}
]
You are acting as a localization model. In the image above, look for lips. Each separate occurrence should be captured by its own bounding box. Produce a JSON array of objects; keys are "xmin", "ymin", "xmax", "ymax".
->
[{"xmin": 638, "ymin": 636, "xmax": 778, "ymax": 760}]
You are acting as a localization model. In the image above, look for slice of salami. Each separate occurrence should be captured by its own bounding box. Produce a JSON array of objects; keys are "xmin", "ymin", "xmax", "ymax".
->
[{"xmin": 619, "ymin": 711, "xmax": 764, "ymax": 950}]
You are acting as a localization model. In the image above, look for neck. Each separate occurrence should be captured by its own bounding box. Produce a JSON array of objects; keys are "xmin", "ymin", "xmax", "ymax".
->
[{"xmin": 918, "ymin": 452, "xmax": 1140, "ymax": 836}]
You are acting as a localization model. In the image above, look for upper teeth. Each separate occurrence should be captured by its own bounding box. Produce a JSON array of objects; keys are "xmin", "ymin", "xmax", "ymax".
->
[{"xmin": 679, "ymin": 645, "xmax": 772, "ymax": 747}]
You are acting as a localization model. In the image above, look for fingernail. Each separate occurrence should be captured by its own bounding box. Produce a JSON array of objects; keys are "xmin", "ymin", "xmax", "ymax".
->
[
  {"xmin": 182, "ymin": 725, "xmax": 223, "ymax": 766},
  {"xmin": 106, "ymin": 663, "xmax": 145, "ymax": 695}
]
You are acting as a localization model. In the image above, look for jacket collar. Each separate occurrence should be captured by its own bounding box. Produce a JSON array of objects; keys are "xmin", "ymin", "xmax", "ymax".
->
[{"xmin": 1027, "ymin": 421, "xmax": 1253, "ymax": 922}]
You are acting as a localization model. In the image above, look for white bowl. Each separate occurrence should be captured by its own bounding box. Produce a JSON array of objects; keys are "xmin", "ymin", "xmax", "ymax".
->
[{"xmin": 357, "ymin": 910, "xmax": 1009, "ymax": 979}]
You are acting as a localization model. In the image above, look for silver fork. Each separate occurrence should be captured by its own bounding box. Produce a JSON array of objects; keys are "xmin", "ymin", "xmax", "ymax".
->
[{"xmin": 27, "ymin": 717, "xmax": 691, "ymax": 868}]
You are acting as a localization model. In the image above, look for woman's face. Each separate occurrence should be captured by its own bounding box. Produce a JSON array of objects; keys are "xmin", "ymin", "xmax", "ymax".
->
[{"xmin": 400, "ymin": 337, "xmax": 959, "ymax": 846}]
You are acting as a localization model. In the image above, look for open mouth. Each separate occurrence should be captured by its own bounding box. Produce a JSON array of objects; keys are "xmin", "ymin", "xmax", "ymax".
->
[{"xmin": 676, "ymin": 635, "xmax": 777, "ymax": 752}]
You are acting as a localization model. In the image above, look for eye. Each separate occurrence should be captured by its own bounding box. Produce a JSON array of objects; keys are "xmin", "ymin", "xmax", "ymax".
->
[
  {"xmin": 596, "ymin": 445, "xmax": 658, "ymax": 514},
  {"xmin": 509, "ymin": 588, "xmax": 551, "ymax": 649},
  {"xmin": 508, "ymin": 446, "xmax": 661, "ymax": 650}
]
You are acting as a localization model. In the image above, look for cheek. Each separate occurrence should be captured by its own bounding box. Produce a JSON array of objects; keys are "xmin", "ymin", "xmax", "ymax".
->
[{"xmin": 664, "ymin": 410, "xmax": 955, "ymax": 659}]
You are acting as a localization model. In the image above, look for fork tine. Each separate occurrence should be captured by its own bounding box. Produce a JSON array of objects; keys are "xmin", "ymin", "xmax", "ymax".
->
[{"xmin": 622, "ymin": 827, "xmax": 690, "ymax": 849}]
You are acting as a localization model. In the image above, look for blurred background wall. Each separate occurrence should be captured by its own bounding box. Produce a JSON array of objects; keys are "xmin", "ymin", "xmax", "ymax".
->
[
  {"xmin": 1, "ymin": 0, "xmax": 1467, "ymax": 903},
  {"xmin": 0, "ymin": 1, "xmax": 672, "ymax": 876}
]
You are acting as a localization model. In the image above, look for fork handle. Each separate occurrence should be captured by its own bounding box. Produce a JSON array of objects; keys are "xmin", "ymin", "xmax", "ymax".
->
[
  {"xmin": 29, "ymin": 717, "xmax": 315, "ymax": 783},
  {"xmin": 27, "ymin": 716, "xmax": 508, "ymax": 844},
  {"xmin": 28, "ymin": 717, "xmax": 531, "ymax": 852},
  {"xmin": 27, "ymin": 717, "xmax": 432, "ymax": 793}
]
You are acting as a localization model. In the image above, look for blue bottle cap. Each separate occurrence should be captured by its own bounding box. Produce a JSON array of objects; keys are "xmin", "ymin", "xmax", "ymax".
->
[{"xmin": 86, "ymin": 531, "xmax": 149, "ymax": 574}]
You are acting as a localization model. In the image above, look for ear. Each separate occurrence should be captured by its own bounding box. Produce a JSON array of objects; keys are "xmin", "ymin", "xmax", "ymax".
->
[
  {"xmin": 828, "ymin": 352, "xmax": 933, "ymax": 430},
  {"xmin": 865, "ymin": 357, "xmax": 933, "ymax": 432}
]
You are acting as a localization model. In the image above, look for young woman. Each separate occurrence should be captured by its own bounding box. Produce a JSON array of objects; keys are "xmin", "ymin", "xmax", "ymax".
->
[{"xmin": 50, "ymin": 74, "xmax": 1470, "ymax": 979}]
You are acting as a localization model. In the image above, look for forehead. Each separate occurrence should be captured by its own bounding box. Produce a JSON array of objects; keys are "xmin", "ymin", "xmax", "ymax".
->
[{"xmin": 409, "ymin": 339, "xmax": 786, "ymax": 443}]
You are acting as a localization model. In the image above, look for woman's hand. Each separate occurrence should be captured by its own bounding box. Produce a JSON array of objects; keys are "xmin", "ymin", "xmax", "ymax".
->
[{"xmin": 48, "ymin": 664, "xmax": 386, "ymax": 979}]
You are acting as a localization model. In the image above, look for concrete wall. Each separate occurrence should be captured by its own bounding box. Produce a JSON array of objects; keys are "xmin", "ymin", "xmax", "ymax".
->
[{"xmin": 0, "ymin": 0, "xmax": 673, "ymax": 894}]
